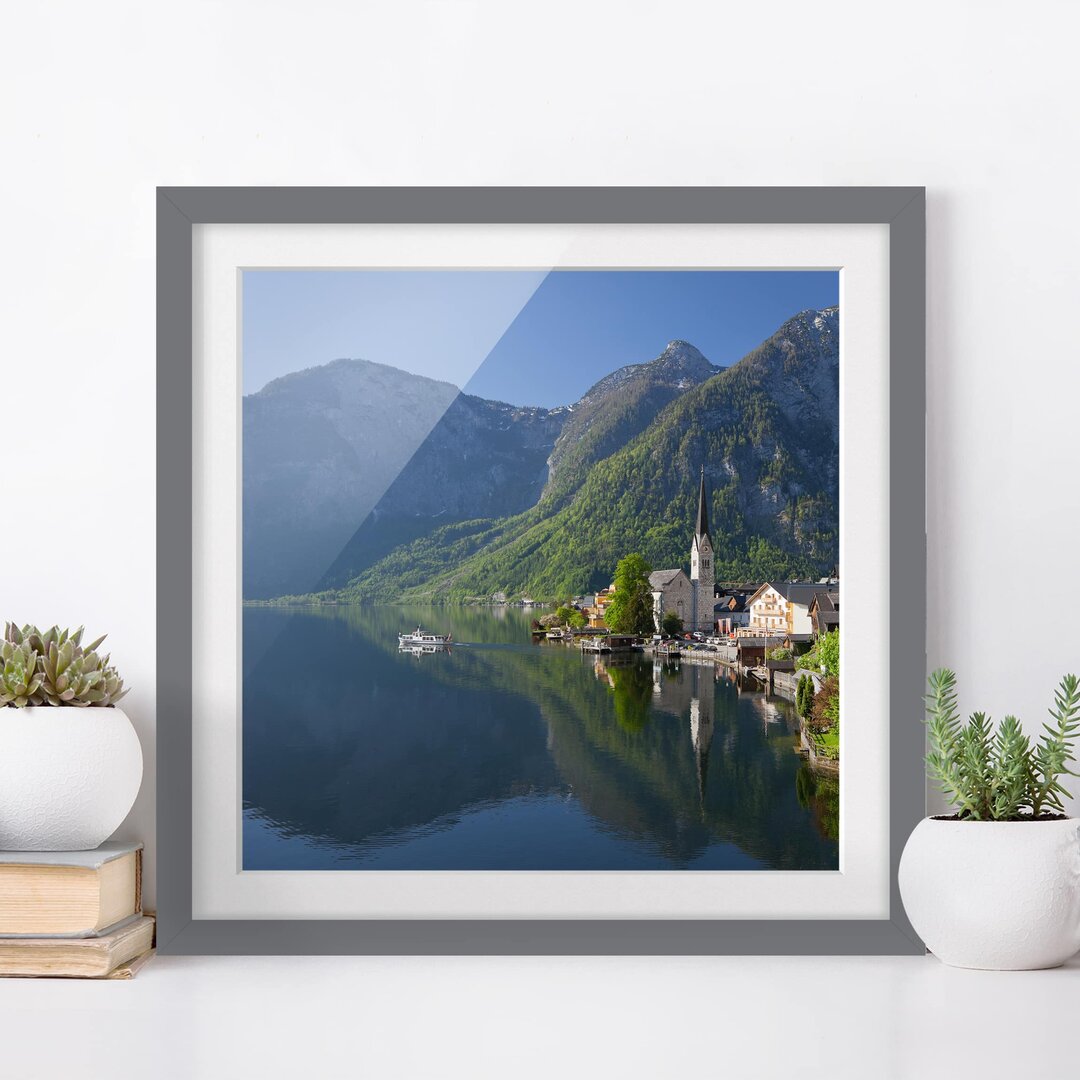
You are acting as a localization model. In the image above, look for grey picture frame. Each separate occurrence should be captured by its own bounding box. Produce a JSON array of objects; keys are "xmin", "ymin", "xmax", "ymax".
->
[{"xmin": 157, "ymin": 186, "xmax": 926, "ymax": 955}]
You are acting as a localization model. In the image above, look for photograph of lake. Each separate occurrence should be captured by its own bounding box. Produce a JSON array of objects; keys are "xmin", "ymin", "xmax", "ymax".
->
[{"xmin": 241, "ymin": 268, "xmax": 842, "ymax": 871}]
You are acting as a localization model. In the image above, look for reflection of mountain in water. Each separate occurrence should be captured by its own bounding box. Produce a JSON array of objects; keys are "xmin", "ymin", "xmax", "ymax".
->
[{"xmin": 243, "ymin": 605, "xmax": 838, "ymax": 870}]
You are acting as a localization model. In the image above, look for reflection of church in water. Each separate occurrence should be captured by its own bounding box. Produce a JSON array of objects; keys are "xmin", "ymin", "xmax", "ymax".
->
[
  {"xmin": 652, "ymin": 659, "xmax": 715, "ymax": 808},
  {"xmin": 688, "ymin": 665, "xmax": 714, "ymax": 808}
]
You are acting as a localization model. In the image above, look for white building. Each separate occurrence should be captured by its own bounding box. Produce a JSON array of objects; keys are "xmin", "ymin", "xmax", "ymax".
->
[{"xmin": 746, "ymin": 581, "xmax": 821, "ymax": 637}]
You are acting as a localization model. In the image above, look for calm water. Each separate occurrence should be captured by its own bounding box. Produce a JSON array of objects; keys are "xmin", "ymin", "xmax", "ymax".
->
[{"xmin": 242, "ymin": 605, "xmax": 839, "ymax": 870}]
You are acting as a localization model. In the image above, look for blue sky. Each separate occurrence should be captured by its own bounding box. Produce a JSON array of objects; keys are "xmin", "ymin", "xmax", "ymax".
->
[{"xmin": 242, "ymin": 269, "xmax": 839, "ymax": 407}]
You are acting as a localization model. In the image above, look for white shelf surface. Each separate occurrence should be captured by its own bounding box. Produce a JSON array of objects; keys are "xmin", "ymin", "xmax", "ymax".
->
[{"xmin": 3, "ymin": 953, "xmax": 1079, "ymax": 1078}]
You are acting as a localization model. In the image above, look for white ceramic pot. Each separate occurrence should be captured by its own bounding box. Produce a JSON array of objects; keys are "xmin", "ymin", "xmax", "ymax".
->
[
  {"xmin": 899, "ymin": 816, "xmax": 1080, "ymax": 970},
  {"xmin": 0, "ymin": 707, "xmax": 143, "ymax": 850}
]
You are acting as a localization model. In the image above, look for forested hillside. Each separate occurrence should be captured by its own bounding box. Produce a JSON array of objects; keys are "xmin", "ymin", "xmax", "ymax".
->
[{"xmin": 304, "ymin": 307, "xmax": 838, "ymax": 603}]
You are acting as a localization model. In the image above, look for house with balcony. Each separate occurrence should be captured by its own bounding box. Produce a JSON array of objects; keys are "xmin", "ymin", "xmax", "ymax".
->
[{"xmin": 746, "ymin": 581, "xmax": 822, "ymax": 638}]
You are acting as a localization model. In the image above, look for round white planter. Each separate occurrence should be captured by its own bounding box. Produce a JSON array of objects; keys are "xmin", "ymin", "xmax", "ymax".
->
[
  {"xmin": 899, "ymin": 816, "xmax": 1080, "ymax": 970},
  {"xmin": 0, "ymin": 707, "xmax": 143, "ymax": 851}
]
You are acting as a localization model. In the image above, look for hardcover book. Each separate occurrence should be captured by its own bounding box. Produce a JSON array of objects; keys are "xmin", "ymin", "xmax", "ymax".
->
[
  {"xmin": 0, "ymin": 843, "xmax": 142, "ymax": 937},
  {"xmin": 0, "ymin": 915, "xmax": 154, "ymax": 978}
]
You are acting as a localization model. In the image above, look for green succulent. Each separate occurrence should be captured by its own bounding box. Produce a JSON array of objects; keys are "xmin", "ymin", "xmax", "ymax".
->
[
  {"xmin": 1, "ymin": 621, "xmax": 128, "ymax": 708},
  {"xmin": 0, "ymin": 640, "xmax": 45, "ymax": 706},
  {"xmin": 40, "ymin": 640, "xmax": 102, "ymax": 707},
  {"xmin": 925, "ymin": 668, "xmax": 1080, "ymax": 820}
]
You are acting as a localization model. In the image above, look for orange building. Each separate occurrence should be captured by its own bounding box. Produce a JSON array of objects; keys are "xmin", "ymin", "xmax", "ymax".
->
[{"xmin": 587, "ymin": 584, "xmax": 616, "ymax": 628}]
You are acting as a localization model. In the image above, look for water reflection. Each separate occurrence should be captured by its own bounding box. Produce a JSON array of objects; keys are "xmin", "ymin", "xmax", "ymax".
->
[{"xmin": 242, "ymin": 605, "xmax": 839, "ymax": 870}]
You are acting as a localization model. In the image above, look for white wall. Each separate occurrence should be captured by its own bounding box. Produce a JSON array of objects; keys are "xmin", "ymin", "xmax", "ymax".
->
[{"xmin": 3, "ymin": 0, "xmax": 1078, "ymax": 902}]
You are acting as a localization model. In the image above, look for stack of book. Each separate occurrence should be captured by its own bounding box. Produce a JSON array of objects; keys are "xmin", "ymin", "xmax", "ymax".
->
[{"xmin": 0, "ymin": 843, "xmax": 154, "ymax": 978}]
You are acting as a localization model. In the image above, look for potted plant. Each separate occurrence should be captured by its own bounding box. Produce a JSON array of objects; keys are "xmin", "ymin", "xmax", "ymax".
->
[
  {"xmin": 899, "ymin": 668, "xmax": 1080, "ymax": 969},
  {"xmin": 0, "ymin": 623, "xmax": 141, "ymax": 850}
]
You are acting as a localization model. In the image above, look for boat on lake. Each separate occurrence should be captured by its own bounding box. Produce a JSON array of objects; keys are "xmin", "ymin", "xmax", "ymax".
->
[
  {"xmin": 398, "ymin": 642, "xmax": 452, "ymax": 658},
  {"xmin": 398, "ymin": 626, "xmax": 452, "ymax": 647}
]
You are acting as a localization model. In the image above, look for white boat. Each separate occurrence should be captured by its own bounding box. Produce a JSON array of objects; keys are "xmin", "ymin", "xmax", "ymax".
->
[
  {"xmin": 397, "ymin": 626, "xmax": 453, "ymax": 647},
  {"xmin": 398, "ymin": 642, "xmax": 450, "ymax": 657}
]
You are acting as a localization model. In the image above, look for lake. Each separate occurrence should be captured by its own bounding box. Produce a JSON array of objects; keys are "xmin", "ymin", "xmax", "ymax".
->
[{"xmin": 242, "ymin": 605, "xmax": 839, "ymax": 870}]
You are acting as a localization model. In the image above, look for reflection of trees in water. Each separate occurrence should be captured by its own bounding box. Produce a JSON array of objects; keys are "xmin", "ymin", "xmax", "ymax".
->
[
  {"xmin": 277, "ymin": 600, "xmax": 541, "ymax": 647},
  {"xmin": 532, "ymin": 661, "xmax": 834, "ymax": 868},
  {"xmin": 604, "ymin": 663, "xmax": 655, "ymax": 733},
  {"xmin": 244, "ymin": 606, "xmax": 839, "ymax": 868},
  {"xmin": 795, "ymin": 764, "xmax": 839, "ymax": 841}
]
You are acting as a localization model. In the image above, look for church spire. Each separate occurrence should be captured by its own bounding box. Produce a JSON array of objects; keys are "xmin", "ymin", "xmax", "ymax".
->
[
  {"xmin": 690, "ymin": 465, "xmax": 714, "ymax": 632},
  {"xmin": 695, "ymin": 465, "xmax": 710, "ymax": 543}
]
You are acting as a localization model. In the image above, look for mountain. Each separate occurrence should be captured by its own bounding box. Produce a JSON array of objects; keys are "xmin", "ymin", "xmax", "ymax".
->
[
  {"xmin": 243, "ymin": 359, "xmax": 459, "ymax": 599},
  {"xmin": 320, "ymin": 307, "xmax": 839, "ymax": 602},
  {"xmin": 309, "ymin": 340, "xmax": 719, "ymax": 593},
  {"xmin": 316, "ymin": 394, "xmax": 567, "ymax": 589},
  {"xmin": 542, "ymin": 340, "xmax": 719, "ymax": 505}
]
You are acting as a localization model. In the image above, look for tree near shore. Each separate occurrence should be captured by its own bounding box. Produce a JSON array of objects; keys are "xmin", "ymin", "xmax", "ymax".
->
[
  {"xmin": 605, "ymin": 553, "xmax": 655, "ymax": 635},
  {"xmin": 555, "ymin": 604, "xmax": 586, "ymax": 629},
  {"xmin": 661, "ymin": 612, "xmax": 684, "ymax": 638}
]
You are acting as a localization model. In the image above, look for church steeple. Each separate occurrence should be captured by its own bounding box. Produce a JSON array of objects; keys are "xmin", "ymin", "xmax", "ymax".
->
[
  {"xmin": 695, "ymin": 465, "xmax": 710, "ymax": 544},
  {"xmin": 690, "ymin": 465, "xmax": 714, "ymax": 633}
]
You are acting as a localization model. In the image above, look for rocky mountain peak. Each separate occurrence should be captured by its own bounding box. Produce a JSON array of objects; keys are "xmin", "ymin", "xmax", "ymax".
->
[
  {"xmin": 660, "ymin": 339, "xmax": 707, "ymax": 363},
  {"xmin": 651, "ymin": 340, "xmax": 717, "ymax": 384},
  {"xmin": 577, "ymin": 341, "xmax": 716, "ymax": 405}
]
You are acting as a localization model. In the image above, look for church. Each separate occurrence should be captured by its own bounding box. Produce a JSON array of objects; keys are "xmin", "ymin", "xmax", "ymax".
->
[{"xmin": 649, "ymin": 468, "xmax": 715, "ymax": 634}]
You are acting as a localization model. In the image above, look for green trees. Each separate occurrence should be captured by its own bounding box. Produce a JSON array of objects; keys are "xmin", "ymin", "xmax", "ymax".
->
[
  {"xmin": 796, "ymin": 631, "xmax": 840, "ymax": 759},
  {"xmin": 660, "ymin": 611, "xmax": 684, "ymax": 638},
  {"xmin": 554, "ymin": 604, "xmax": 585, "ymax": 629},
  {"xmin": 796, "ymin": 674, "xmax": 814, "ymax": 718},
  {"xmin": 796, "ymin": 629, "xmax": 839, "ymax": 677},
  {"xmin": 605, "ymin": 553, "xmax": 655, "ymax": 635},
  {"xmin": 817, "ymin": 629, "xmax": 839, "ymax": 677}
]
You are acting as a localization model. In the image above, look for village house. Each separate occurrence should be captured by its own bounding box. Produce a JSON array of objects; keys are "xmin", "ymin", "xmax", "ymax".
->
[
  {"xmin": 808, "ymin": 588, "xmax": 840, "ymax": 637},
  {"xmin": 713, "ymin": 591, "xmax": 751, "ymax": 636},
  {"xmin": 586, "ymin": 585, "xmax": 616, "ymax": 628},
  {"xmin": 745, "ymin": 581, "xmax": 822, "ymax": 637},
  {"xmin": 744, "ymin": 580, "xmax": 840, "ymax": 642}
]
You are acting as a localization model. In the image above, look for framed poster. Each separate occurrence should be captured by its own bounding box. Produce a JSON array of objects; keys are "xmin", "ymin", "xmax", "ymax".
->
[{"xmin": 157, "ymin": 187, "xmax": 925, "ymax": 954}]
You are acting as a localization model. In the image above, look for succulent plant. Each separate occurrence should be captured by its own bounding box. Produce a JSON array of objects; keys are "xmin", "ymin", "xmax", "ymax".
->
[
  {"xmin": 925, "ymin": 668, "xmax": 1080, "ymax": 820},
  {"xmin": 0, "ymin": 640, "xmax": 45, "ymax": 706},
  {"xmin": 1, "ymin": 622, "xmax": 128, "ymax": 708}
]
